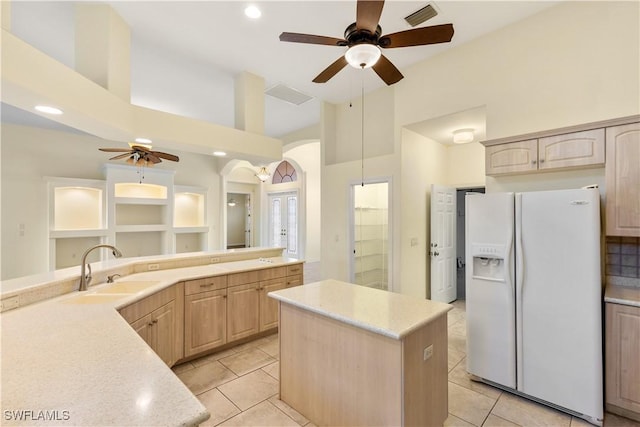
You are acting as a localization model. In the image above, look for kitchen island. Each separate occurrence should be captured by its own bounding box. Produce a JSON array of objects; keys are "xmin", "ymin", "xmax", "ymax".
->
[{"xmin": 269, "ymin": 280, "xmax": 452, "ymax": 427}]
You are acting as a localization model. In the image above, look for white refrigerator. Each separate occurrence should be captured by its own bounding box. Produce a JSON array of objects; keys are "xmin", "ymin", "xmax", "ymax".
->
[{"xmin": 465, "ymin": 188, "xmax": 603, "ymax": 425}]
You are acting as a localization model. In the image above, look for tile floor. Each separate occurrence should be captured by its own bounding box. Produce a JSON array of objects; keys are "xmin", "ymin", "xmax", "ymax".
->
[{"xmin": 173, "ymin": 299, "xmax": 640, "ymax": 427}]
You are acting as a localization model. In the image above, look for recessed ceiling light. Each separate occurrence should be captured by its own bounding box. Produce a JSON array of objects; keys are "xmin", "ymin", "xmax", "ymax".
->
[
  {"xmin": 35, "ymin": 105, "xmax": 63, "ymax": 115},
  {"xmin": 213, "ymin": 151, "xmax": 227, "ymax": 157},
  {"xmin": 244, "ymin": 5, "xmax": 261, "ymax": 19},
  {"xmin": 135, "ymin": 137, "xmax": 152, "ymax": 144}
]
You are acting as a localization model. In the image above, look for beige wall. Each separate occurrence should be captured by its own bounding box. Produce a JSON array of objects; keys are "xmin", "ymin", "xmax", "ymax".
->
[{"xmin": 320, "ymin": 1, "xmax": 639, "ymax": 296}]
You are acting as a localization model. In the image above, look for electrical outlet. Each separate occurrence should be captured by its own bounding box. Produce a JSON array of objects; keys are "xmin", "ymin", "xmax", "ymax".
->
[
  {"xmin": 1, "ymin": 296, "xmax": 19, "ymax": 312},
  {"xmin": 210, "ymin": 257, "xmax": 220, "ymax": 263},
  {"xmin": 423, "ymin": 345, "xmax": 433, "ymax": 361},
  {"xmin": 148, "ymin": 263, "xmax": 160, "ymax": 271}
]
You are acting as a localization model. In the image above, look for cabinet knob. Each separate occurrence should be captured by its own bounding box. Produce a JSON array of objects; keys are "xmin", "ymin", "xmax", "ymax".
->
[
  {"xmin": 539, "ymin": 158, "xmax": 545, "ymax": 163},
  {"xmin": 152, "ymin": 319, "xmax": 158, "ymax": 324},
  {"xmin": 532, "ymin": 160, "xmax": 537, "ymax": 165},
  {"xmin": 223, "ymin": 295, "xmax": 227, "ymax": 299}
]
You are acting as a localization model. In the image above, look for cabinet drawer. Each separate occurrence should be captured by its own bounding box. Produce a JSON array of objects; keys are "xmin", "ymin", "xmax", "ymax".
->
[
  {"xmin": 287, "ymin": 264, "xmax": 303, "ymax": 276},
  {"xmin": 184, "ymin": 275, "xmax": 227, "ymax": 295},
  {"xmin": 228, "ymin": 270, "xmax": 260, "ymax": 286},
  {"xmin": 259, "ymin": 266, "xmax": 287, "ymax": 281},
  {"xmin": 286, "ymin": 274, "xmax": 303, "ymax": 288}
]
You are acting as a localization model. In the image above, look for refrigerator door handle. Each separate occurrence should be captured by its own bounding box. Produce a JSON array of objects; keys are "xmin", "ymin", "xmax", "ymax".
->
[{"xmin": 515, "ymin": 193, "xmax": 524, "ymax": 391}]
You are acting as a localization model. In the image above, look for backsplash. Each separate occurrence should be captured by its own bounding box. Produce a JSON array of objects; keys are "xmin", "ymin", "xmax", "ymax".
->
[{"xmin": 606, "ymin": 236, "xmax": 640, "ymax": 286}]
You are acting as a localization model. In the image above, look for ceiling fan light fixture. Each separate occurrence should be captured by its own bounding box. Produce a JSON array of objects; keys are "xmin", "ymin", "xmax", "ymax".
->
[
  {"xmin": 345, "ymin": 44, "xmax": 381, "ymax": 69},
  {"xmin": 256, "ymin": 166, "xmax": 271, "ymax": 182},
  {"xmin": 227, "ymin": 198, "xmax": 236, "ymax": 207},
  {"xmin": 453, "ymin": 128, "xmax": 475, "ymax": 144}
]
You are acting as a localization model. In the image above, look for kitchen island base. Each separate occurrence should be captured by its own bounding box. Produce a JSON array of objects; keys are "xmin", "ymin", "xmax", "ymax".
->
[{"xmin": 278, "ymin": 301, "xmax": 448, "ymax": 426}]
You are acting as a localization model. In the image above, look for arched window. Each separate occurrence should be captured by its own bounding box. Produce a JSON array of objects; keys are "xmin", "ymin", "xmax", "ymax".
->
[{"xmin": 272, "ymin": 160, "xmax": 297, "ymax": 184}]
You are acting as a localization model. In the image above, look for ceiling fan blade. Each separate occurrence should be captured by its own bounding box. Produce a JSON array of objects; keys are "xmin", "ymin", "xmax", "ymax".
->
[
  {"xmin": 152, "ymin": 151, "xmax": 180, "ymax": 162},
  {"xmin": 146, "ymin": 153, "xmax": 163, "ymax": 164},
  {"xmin": 312, "ymin": 55, "xmax": 349, "ymax": 83},
  {"xmin": 356, "ymin": 0, "xmax": 385, "ymax": 33},
  {"xmin": 109, "ymin": 153, "xmax": 133, "ymax": 161},
  {"xmin": 99, "ymin": 148, "xmax": 130, "ymax": 152},
  {"xmin": 279, "ymin": 32, "xmax": 346, "ymax": 46},
  {"xmin": 379, "ymin": 23, "xmax": 454, "ymax": 48},
  {"xmin": 372, "ymin": 54, "xmax": 403, "ymax": 85}
]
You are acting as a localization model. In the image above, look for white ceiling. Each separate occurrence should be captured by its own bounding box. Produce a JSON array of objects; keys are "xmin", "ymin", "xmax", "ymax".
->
[{"xmin": 5, "ymin": 1, "xmax": 558, "ymax": 140}]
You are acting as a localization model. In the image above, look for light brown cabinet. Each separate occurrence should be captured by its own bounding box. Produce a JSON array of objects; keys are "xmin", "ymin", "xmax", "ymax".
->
[
  {"xmin": 119, "ymin": 283, "xmax": 184, "ymax": 367},
  {"xmin": 606, "ymin": 302, "xmax": 640, "ymax": 421},
  {"xmin": 485, "ymin": 139, "xmax": 538, "ymax": 175},
  {"xmin": 485, "ymin": 129, "xmax": 605, "ymax": 176},
  {"xmin": 606, "ymin": 123, "xmax": 640, "ymax": 237},
  {"xmin": 227, "ymin": 282, "xmax": 260, "ymax": 342},
  {"xmin": 184, "ymin": 275, "xmax": 228, "ymax": 357},
  {"xmin": 119, "ymin": 262, "xmax": 303, "ymax": 363},
  {"xmin": 286, "ymin": 264, "xmax": 304, "ymax": 288},
  {"xmin": 259, "ymin": 277, "xmax": 287, "ymax": 330}
]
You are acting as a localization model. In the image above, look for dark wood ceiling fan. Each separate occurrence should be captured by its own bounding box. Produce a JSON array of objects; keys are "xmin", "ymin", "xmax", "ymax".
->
[
  {"xmin": 279, "ymin": 0, "xmax": 454, "ymax": 85},
  {"xmin": 99, "ymin": 145, "xmax": 179, "ymax": 166}
]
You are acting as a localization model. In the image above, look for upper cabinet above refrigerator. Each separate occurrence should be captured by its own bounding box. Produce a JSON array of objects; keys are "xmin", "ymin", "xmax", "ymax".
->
[
  {"xmin": 606, "ymin": 122, "xmax": 640, "ymax": 237},
  {"xmin": 484, "ymin": 129, "xmax": 605, "ymax": 176}
]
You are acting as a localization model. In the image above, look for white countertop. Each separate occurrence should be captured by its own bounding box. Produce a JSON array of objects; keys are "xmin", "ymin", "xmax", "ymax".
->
[
  {"xmin": 605, "ymin": 283, "xmax": 640, "ymax": 308},
  {"xmin": 0, "ymin": 256, "xmax": 303, "ymax": 426},
  {"xmin": 268, "ymin": 279, "xmax": 452, "ymax": 339}
]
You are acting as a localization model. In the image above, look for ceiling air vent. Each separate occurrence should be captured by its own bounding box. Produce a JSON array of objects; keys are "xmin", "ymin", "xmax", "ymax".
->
[
  {"xmin": 404, "ymin": 3, "xmax": 438, "ymax": 27},
  {"xmin": 265, "ymin": 84, "xmax": 313, "ymax": 106}
]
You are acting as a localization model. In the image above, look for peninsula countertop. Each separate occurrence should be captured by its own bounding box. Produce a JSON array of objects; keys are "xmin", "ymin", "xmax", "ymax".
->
[
  {"xmin": 1, "ymin": 256, "xmax": 303, "ymax": 426},
  {"xmin": 268, "ymin": 279, "xmax": 452, "ymax": 339}
]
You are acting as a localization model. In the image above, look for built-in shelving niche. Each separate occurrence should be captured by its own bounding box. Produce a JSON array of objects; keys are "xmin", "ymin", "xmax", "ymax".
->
[
  {"xmin": 46, "ymin": 166, "xmax": 210, "ymax": 271},
  {"xmin": 47, "ymin": 178, "xmax": 108, "ymax": 270}
]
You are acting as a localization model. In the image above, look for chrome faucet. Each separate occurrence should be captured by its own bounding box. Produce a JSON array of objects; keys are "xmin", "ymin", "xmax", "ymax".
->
[{"xmin": 79, "ymin": 245, "xmax": 123, "ymax": 291}]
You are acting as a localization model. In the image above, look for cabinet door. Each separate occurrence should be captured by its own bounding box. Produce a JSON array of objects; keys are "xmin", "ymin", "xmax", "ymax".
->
[
  {"xmin": 153, "ymin": 300, "xmax": 178, "ymax": 367},
  {"xmin": 227, "ymin": 283, "xmax": 260, "ymax": 342},
  {"xmin": 606, "ymin": 303, "xmax": 640, "ymax": 415},
  {"xmin": 130, "ymin": 313, "xmax": 154, "ymax": 348},
  {"xmin": 606, "ymin": 123, "xmax": 640, "ymax": 236},
  {"xmin": 259, "ymin": 278, "xmax": 287, "ymax": 331},
  {"xmin": 538, "ymin": 129, "xmax": 605, "ymax": 170},
  {"xmin": 184, "ymin": 289, "xmax": 227, "ymax": 357},
  {"xmin": 485, "ymin": 140, "xmax": 538, "ymax": 175}
]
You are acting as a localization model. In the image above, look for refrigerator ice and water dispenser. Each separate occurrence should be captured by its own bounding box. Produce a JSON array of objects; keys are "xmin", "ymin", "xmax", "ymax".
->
[{"xmin": 471, "ymin": 243, "xmax": 506, "ymax": 281}]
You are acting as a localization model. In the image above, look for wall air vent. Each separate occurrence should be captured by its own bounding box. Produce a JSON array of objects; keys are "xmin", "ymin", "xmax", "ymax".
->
[
  {"xmin": 265, "ymin": 84, "xmax": 313, "ymax": 106},
  {"xmin": 404, "ymin": 3, "xmax": 438, "ymax": 27}
]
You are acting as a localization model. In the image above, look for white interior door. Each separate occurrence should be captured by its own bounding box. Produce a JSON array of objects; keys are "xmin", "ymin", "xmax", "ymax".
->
[
  {"xmin": 430, "ymin": 184, "xmax": 457, "ymax": 302},
  {"xmin": 268, "ymin": 191, "xmax": 299, "ymax": 258}
]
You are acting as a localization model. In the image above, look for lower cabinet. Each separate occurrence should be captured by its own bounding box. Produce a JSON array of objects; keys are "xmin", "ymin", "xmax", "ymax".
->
[
  {"xmin": 606, "ymin": 302, "xmax": 640, "ymax": 421},
  {"xmin": 259, "ymin": 277, "xmax": 287, "ymax": 330},
  {"xmin": 119, "ymin": 283, "xmax": 184, "ymax": 367},
  {"xmin": 227, "ymin": 282, "xmax": 260, "ymax": 342},
  {"xmin": 184, "ymin": 288, "xmax": 227, "ymax": 357},
  {"xmin": 120, "ymin": 262, "xmax": 304, "ymax": 364}
]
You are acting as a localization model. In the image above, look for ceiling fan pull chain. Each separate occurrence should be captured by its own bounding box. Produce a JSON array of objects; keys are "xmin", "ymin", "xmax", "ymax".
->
[{"xmin": 361, "ymin": 67, "xmax": 365, "ymax": 187}]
